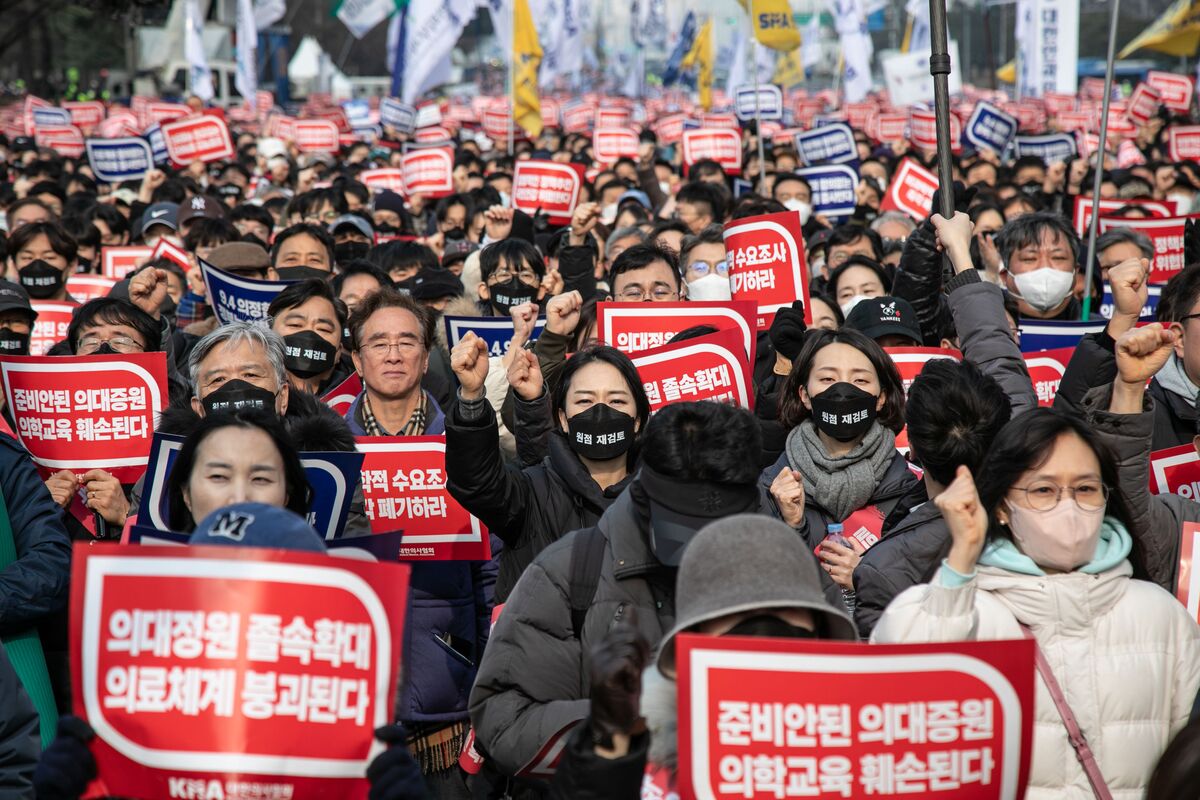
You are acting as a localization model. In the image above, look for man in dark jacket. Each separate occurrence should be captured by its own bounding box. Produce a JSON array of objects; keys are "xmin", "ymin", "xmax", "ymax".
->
[{"xmin": 468, "ymin": 402, "xmax": 763, "ymax": 779}]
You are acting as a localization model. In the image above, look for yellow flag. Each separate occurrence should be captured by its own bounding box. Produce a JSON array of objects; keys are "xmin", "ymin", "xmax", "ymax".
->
[
  {"xmin": 680, "ymin": 19, "xmax": 714, "ymax": 111},
  {"xmin": 996, "ymin": 59, "xmax": 1016, "ymax": 84},
  {"xmin": 738, "ymin": 0, "xmax": 802, "ymax": 51},
  {"xmin": 513, "ymin": 0, "xmax": 543, "ymax": 138},
  {"xmin": 773, "ymin": 47, "xmax": 805, "ymax": 89},
  {"xmin": 1119, "ymin": 0, "xmax": 1200, "ymax": 57}
]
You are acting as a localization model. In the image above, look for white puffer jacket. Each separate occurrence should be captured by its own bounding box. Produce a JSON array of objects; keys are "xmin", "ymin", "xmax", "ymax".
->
[{"xmin": 873, "ymin": 525, "xmax": 1200, "ymax": 800}]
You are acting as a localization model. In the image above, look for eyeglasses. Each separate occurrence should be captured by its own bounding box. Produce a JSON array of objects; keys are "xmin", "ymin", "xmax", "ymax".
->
[
  {"xmin": 881, "ymin": 237, "xmax": 908, "ymax": 255},
  {"xmin": 1180, "ymin": 313, "xmax": 1200, "ymax": 325},
  {"xmin": 688, "ymin": 260, "xmax": 728, "ymax": 278},
  {"xmin": 617, "ymin": 286, "xmax": 678, "ymax": 302},
  {"xmin": 490, "ymin": 268, "xmax": 539, "ymax": 284},
  {"xmin": 304, "ymin": 210, "xmax": 341, "ymax": 224},
  {"xmin": 1011, "ymin": 481, "xmax": 1109, "ymax": 512},
  {"xmin": 77, "ymin": 336, "xmax": 144, "ymax": 354},
  {"xmin": 360, "ymin": 340, "xmax": 420, "ymax": 359}
]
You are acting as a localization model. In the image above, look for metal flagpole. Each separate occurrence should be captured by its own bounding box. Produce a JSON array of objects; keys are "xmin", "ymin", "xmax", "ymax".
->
[
  {"xmin": 1081, "ymin": 0, "xmax": 1120, "ymax": 320},
  {"xmin": 928, "ymin": 0, "xmax": 955, "ymax": 218},
  {"xmin": 752, "ymin": 36, "xmax": 767, "ymax": 195},
  {"xmin": 508, "ymin": 0, "xmax": 516, "ymax": 156}
]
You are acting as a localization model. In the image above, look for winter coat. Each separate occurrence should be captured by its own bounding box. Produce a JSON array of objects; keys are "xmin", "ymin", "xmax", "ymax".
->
[
  {"xmin": 873, "ymin": 528, "xmax": 1200, "ymax": 800},
  {"xmin": 890, "ymin": 219, "xmax": 954, "ymax": 347},
  {"xmin": 469, "ymin": 486, "xmax": 676, "ymax": 777},
  {"xmin": 444, "ymin": 392, "xmax": 633, "ymax": 602},
  {"xmin": 0, "ymin": 642, "xmax": 39, "ymax": 798},
  {"xmin": 343, "ymin": 390, "xmax": 446, "ymax": 437}
]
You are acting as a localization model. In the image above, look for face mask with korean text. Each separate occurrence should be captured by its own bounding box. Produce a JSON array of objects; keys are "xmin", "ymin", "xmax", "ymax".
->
[
  {"xmin": 809, "ymin": 382, "xmax": 878, "ymax": 442},
  {"xmin": 566, "ymin": 403, "xmax": 635, "ymax": 461}
]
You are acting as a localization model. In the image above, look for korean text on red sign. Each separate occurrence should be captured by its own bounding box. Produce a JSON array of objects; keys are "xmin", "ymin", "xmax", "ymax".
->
[
  {"xmin": 511, "ymin": 160, "xmax": 584, "ymax": 224},
  {"xmin": 0, "ymin": 353, "xmax": 167, "ymax": 482},
  {"xmin": 677, "ymin": 635, "xmax": 1035, "ymax": 800},
  {"xmin": 630, "ymin": 328, "xmax": 753, "ymax": 412},
  {"xmin": 723, "ymin": 210, "xmax": 812, "ymax": 330},
  {"xmin": 71, "ymin": 543, "xmax": 410, "ymax": 800},
  {"xmin": 596, "ymin": 300, "xmax": 757, "ymax": 363}
]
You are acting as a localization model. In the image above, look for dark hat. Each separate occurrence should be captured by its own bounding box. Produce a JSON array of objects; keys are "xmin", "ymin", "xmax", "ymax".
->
[
  {"xmin": 329, "ymin": 214, "xmax": 374, "ymax": 239},
  {"xmin": 374, "ymin": 190, "xmax": 406, "ymax": 216},
  {"xmin": 177, "ymin": 194, "xmax": 225, "ymax": 226},
  {"xmin": 409, "ymin": 268, "xmax": 464, "ymax": 301},
  {"xmin": 639, "ymin": 464, "xmax": 760, "ymax": 568},
  {"xmin": 188, "ymin": 503, "xmax": 327, "ymax": 553},
  {"xmin": 208, "ymin": 242, "xmax": 270, "ymax": 271},
  {"xmin": 0, "ymin": 280, "xmax": 36, "ymax": 323},
  {"xmin": 657, "ymin": 514, "xmax": 858, "ymax": 674},
  {"xmin": 441, "ymin": 238, "xmax": 478, "ymax": 268},
  {"xmin": 843, "ymin": 295, "xmax": 922, "ymax": 345},
  {"xmin": 136, "ymin": 202, "xmax": 179, "ymax": 237}
]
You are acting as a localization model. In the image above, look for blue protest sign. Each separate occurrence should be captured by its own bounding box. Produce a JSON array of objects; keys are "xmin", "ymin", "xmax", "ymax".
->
[
  {"xmin": 796, "ymin": 164, "xmax": 859, "ymax": 222},
  {"xmin": 140, "ymin": 432, "xmax": 363, "ymax": 540},
  {"xmin": 85, "ymin": 137, "xmax": 154, "ymax": 183},
  {"xmin": 200, "ymin": 259, "xmax": 293, "ymax": 324},
  {"xmin": 342, "ymin": 98, "xmax": 371, "ymax": 126},
  {"xmin": 1018, "ymin": 320, "xmax": 1106, "ymax": 353},
  {"xmin": 380, "ymin": 97, "xmax": 418, "ymax": 135},
  {"xmin": 443, "ymin": 315, "xmax": 547, "ymax": 357},
  {"xmin": 1099, "ymin": 283, "xmax": 1161, "ymax": 321},
  {"xmin": 125, "ymin": 525, "xmax": 189, "ymax": 546},
  {"xmin": 32, "ymin": 107, "xmax": 71, "ymax": 127},
  {"xmin": 794, "ymin": 123, "xmax": 858, "ymax": 166},
  {"xmin": 733, "ymin": 178, "xmax": 755, "ymax": 198},
  {"xmin": 325, "ymin": 529, "xmax": 406, "ymax": 560},
  {"xmin": 963, "ymin": 101, "xmax": 1018, "ymax": 154},
  {"xmin": 734, "ymin": 85, "xmax": 784, "ymax": 121},
  {"xmin": 143, "ymin": 125, "xmax": 169, "ymax": 165},
  {"xmin": 353, "ymin": 124, "xmax": 382, "ymax": 143},
  {"xmin": 1013, "ymin": 134, "xmax": 1077, "ymax": 165}
]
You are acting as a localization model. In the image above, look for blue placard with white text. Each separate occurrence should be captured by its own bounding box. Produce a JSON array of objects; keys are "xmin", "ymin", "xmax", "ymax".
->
[
  {"xmin": 794, "ymin": 123, "xmax": 858, "ymax": 167},
  {"xmin": 1099, "ymin": 283, "xmax": 1161, "ymax": 321},
  {"xmin": 796, "ymin": 164, "xmax": 859, "ymax": 223},
  {"xmin": 963, "ymin": 101, "xmax": 1018, "ymax": 154},
  {"xmin": 1018, "ymin": 320, "xmax": 1106, "ymax": 353},
  {"xmin": 444, "ymin": 315, "xmax": 547, "ymax": 357},
  {"xmin": 200, "ymin": 259, "xmax": 294, "ymax": 324},
  {"xmin": 86, "ymin": 137, "xmax": 154, "ymax": 183},
  {"xmin": 1013, "ymin": 134, "xmax": 1077, "ymax": 165},
  {"xmin": 734, "ymin": 85, "xmax": 784, "ymax": 121},
  {"xmin": 33, "ymin": 107, "xmax": 71, "ymax": 127},
  {"xmin": 380, "ymin": 98, "xmax": 418, "ymax": 135},
  {"xmin": 143, "ymin": 124, "xmax": 169, "ymax": 165}
]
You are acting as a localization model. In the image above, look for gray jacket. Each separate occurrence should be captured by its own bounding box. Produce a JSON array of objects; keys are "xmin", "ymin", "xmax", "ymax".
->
[{"xmin": 468, "ymin": 486, "xmax": 675, "ymax": 777}]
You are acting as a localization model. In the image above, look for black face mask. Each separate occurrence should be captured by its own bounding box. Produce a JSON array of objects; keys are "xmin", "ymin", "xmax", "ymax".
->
[
  {"xmin": 201, "ymin": 379, "xmax": 278, "ymax": 416},
  {"xmin": 18, "ymin": 260, "xmax": 64, "ymax": 300},
  {"xmin": 93, "ymin": 342, "xmax": 118, "ymax": 356},
  {"xmin": 283, "ymin": 330, "xmax": 338, "ymax": 379},
  {"xmin": 489, "ymin": 277, "xmax": 539, "ymax": 316},
  {"xmin": 1020, "ymin": 181, "xmax": 1043, "ymax": 196},
  {"xmin": 444, "ymin": 226, "xmax": 467, "ymax": 241},
  {"xmin": 76, "ymin": 257, "xmax": 93, "ymax": 273},
  {"xmin": 724, "ymin": 614, "xmax": 818, "ymax": 639},
  {"xmin": 566, "ymin": 403, "xmax": 636, "ymax": 461},
  {"xmin": 334, "ymin": 241, "xmax": 371, "ymax": 266},
  {"xmin": 852, "ymin": 205, "xmax": 879, "ymax": 225},
  {"xmin": 0, "ymin": 328, "xmax": 29, "ymax": 356},
  {"xmin": 276, "ymin": 266, "xmax": 330, "ymax": 282},
  {"xmin": 809, "ymin": 382, "xmax": 878, "ymax": 442},
  {"xmin": 375, "ymin": 223, "xmax": 401, "ymax": 235}
]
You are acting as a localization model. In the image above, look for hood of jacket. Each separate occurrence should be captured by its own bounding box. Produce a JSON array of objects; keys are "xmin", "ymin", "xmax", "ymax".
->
[
  {"xmin": 598, "ymin": 483, "xmax": 661, "ymax": 580},
  {"xmin": 546, "ymin": 430, "xmax": 634, "ymax": 510}
]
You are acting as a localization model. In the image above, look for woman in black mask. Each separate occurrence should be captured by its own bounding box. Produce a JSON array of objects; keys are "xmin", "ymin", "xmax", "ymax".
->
[
  {"xmin": 6, "ymin": 221, "xmax": 79, "ymax": 304},
  {"xmin": 476, "ymin": 239, "xmax": 552, "ymax": 318},
  {"xmin": 760, "ymin": 328, "xmax": 923, "ymax": 609},
  {"xmin": 446, "ymin": 342, "xmax": 650, "ymax": 601}
]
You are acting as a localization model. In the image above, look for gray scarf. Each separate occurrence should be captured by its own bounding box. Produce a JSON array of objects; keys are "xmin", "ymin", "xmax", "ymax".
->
[
  {"xmin": 1155, "ymin": 353, "xmax": 1200, "ymax": 408},
  {"xmin": 785, "ymin": 420, "xmax": 896, "ymax": 522}
]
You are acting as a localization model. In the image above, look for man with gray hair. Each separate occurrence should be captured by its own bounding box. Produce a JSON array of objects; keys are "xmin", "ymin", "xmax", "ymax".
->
[
  {"xmin": 871, "ymin": 211, "xmax": 918, "ymax": 267},
  {"xmin": 604, "ymin": 226, "xmax": 647, "ymax": 273},
  {"xmin": 1097, "ymin": 227, "xmax": 1154, "ymax": 279}
]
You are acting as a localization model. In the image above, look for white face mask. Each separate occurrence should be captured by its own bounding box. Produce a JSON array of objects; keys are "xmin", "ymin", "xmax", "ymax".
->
[
  {"xmin": 783, "ymin": 198, "xmax": 813, "ymax": 225},
  {"xmin": 687, "ymin": 272, "xmax": 732, "ymax": 301},
  {"xmin": 600, "ymin": 203, "xmax": 618, "ymax": 225},
  {"xmin": 659, "ymin": 181, "xmax": 671, "ymax": 195},
  {"xmin": 1168, "ymin": 192, "xmax": 1193, "ymax": 213},
  {"xmin": 499, "ymin": 191, "xmax": 511, "ymax": 208},
  {"xmin": 840, "ymin": 294, "xmax": 870, "ymax": 316},
  {"xmin": 1010, "ymin": 267, "xmax": 1074, "ymax": 313}
]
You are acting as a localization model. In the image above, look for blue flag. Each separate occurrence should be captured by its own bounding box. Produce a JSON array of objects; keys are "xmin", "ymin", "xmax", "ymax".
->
[{"xmin": 662, "ymin": 12, "xmax": 697, "ymax": 87}]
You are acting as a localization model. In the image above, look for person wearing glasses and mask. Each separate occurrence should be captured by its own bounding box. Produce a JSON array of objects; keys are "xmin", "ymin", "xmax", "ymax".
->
[
  {"xmin": 869, "ymin": 211, "xmax": 916, "ymax": 268},
  {"xmin": 476, "ymin": 239, "xmax": 555, "ymax": 318},
  {"xmin": 608, "ymin": 243, "xmax": 686, "ymax": 303},
  {"xmin": 678, "ymin": 226, "xmax": 729, "ymax": 302}
]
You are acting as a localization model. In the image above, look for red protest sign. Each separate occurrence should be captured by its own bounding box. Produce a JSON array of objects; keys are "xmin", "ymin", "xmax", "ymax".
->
[
  {"xmin": 629, "ymin": 329, "xmax": 753, "ymax": 412},
  {"xmin": 723, "ymin": 210, "xmax": 810, "ymax": 330},
  {"xmin": 0, "ymin": 353, "xmax": 167, "ymax": 481},
  {"xmin": 401, "ymin": 147, "xmax": 453, "ymax": 198},
  {"xmin": 1056, "ymin": 112, "xmax": 1093, "ymax": 135},
  {"xmin": 884, "ymin": 347, "xmax": 961, "ymax": 393},
  {"xmin": 845, "ymin": 102, "xmax": 876, "ymax": 131},
  {"xmin": 63, "ymin": 100, "xmax": 106, "ymax": 130},
  {"xmin": 677, "ymin": 635, "xmax": 1035, "ymax": 800},
  {"xmin": 1178, "ymin": 522, "xmax": 1200, "ymax": 625},
  {"xmin": 35, "ymin": 124, "xmax": 85, "ymax": 158},
  {"xmin": 29, "ymin": 301, "xmax": 77, "ymax": 356},
  {"xmin": 482, "ymin": 108, "xmax": 512, "ymax": 141},
  {"xmin": 1022, "ymin": 347, "xmax": 1072, "ymax": 407},
  {"xmin": 1072, "ymin": 196, "xmax": 1175, "ymax": 237},
  {"xmin": 355, "ymin": 435, "xmax": 492, "ymax": 560},
  {"xmin": 96, "ymin": 112, "xmax": 140, "ymax": 139},
  {"xmin": 161, "ymin": 116, "xmax": 235, "ymax": 166},
  {"xmin": 1097, "ymin": 216, "xmax": 1188, "ymax": 284},
  {"xmin": 870, "ymin": 113, "xmax": 908, "ymax": 142},
  {"xmin": 511, "ymin": 160, "xmax": 584, "ymax": 224},
  {"xmin": 321, "ymin": 373, "xmax": 362, "ymax": 418},
  {"xmin": 700, "ymin": 112, "xmax": 740, "ymax": 130},
  {"xmin": 102, "ymin": 245, "xmax": 154, "ymax": 281},
  {"xmin": 358, "ymin": 168, "xmax": 406, "ymax": 195},
  {"xmin": 654, "ymin": 113, "xmax": 688, "ymax": 145},
  {"xmin": 540, "ymin": 99, "xmax": 561, "ymax": 129},
  {"xmin": 1147, "ymin": 71, "xmax": 1195, "ymax": 114},
  {"xmin": 880, "ymin": 158, "xmax": 937, "ymax": 222},
  {"xmin": 413, "ymin": 125, "xmax": 453, "ymax": 144},
  {"xmin": 562, "ymin": 102, "xmax": 595, "ymax": 133},
  {"xmin": 595, "ymin": 107, "xmax": 631, "ymax": 129},
  {"xmin": 71, "ymin": 542, "xmax": 409, "ymax": 800},
  {"xmin": 1014, "ymin": 103, "xmax": 1047, "ymax": 134},
  {"xmin": 1150, "ymin": 444, "xmax": 1200, "ymax": 500},
  {"xmin": 908, "ymin": 109, "xmax": 961, "ymax": 152},
  {"xmin": 1042, "ymin": 92, "xmax": 1076, "ymax": 116},
  {"xmin": 151, "ymin": 237, "xmax": 192, "ymax": 272},
  {"xmin": 592, "ymin": 128, "xmax": 639, "ymax": 163},
  {"xmin": 596, "ymin": 300, "xmax": 757, "ymax": 363},
  {"xmin": 682, "ymin": 129, "xmax": 743, "ymax": 176},
  {"xmin": 144, "ymin": 101, "xmax": 190, "ymax": 127},
  {"xmin": 1168, "ymin": 126, "xmax": 1200, "ymax": 162},
  {"xmin": 66, "ymin": 275, "xmax": 117, "ymax": 304},
  {"xmin": 292, "ymin": 119, "xmax": 340, "ymax": 153},
  {"xmin": 1127, "ymin": 83, "xmax": 1162, "ymax": 125}
]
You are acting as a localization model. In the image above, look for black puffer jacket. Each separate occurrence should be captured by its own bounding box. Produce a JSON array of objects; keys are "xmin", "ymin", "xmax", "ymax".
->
[
  {"xmin": 852, "ymin": 501, "xmax": 948, "ymax": 639},
  {"xmin": 890, "ymin": 219, "xmax": 955, "ymax": 347}
]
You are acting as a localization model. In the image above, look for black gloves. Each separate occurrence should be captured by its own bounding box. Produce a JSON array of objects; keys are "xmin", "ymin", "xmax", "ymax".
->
[
  {"xmin": 768, "ymin": 301, "xmax": 808, "ymax": 362},
  {"xmin": 587, "ymin": 613, "xmax": 651, "ymax": 749},
  {"xmin": 33, "ymin": 715, "xmax": 97, "ymax": 800},
  {"xmin": 367, "ymin": 724, "xmax": 429, "ymax": 800},
  {"xmin": 929, "ymin": 181, "xmax": 978, "ymax": 218}
]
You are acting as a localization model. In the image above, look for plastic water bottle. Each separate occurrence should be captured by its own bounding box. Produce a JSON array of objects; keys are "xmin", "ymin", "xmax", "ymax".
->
[{"xmin": 828, "ymin": 522, "xmax": 857, "ymax": 614}]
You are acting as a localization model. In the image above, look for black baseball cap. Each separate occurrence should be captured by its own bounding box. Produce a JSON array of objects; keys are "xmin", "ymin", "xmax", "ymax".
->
[
  {"xmin": 0, "ymin": 280, "xmax": 36, "ymax": 324},
  {"xmin": 410, "ymin": 268, "xmax": 464, "ymax": 302},
  {"xmin": 639, "ymin": 464, "xmax": 760, "ymax": 567},
  {"xmin": 843, "ymin": 295, "xmax": 922, "ymax": 346}
]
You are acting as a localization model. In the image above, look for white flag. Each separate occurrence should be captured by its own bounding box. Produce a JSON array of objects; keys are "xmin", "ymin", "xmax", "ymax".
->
[
  {"xmin": 235, "ymin": 0, "xmax": 258, "ymax": 107},
  {"xmin": 403, "ymin": 0, "xmax": 477, "ymax": 103},
  {"xmin": 555, "ymin": 0, "xmax": 584, "ymax": 83},
  {"xmin": 904, "ymin": 0, "xmax": 930, "ymax": 53},
  {"xmin": 253, "ymin": 0, "xmax": 286, "ymax": 28},
  {"xmin": 802, "ymin": 16, "xmax": 822, "ymax": 70},
  {"xmin": 726, "ymin": 29, "xmax": 747, "ymax": 95},
  {"xmin": 185, "ymin": 0, "xmax": 214, "ymax": 102},
  {"xmin": 842, "ymin": 28, "xmax": 874, "ymax": 102},
  {"xmin": 337, "ymin": 0, "xmax": 395, "ymax": 39}
]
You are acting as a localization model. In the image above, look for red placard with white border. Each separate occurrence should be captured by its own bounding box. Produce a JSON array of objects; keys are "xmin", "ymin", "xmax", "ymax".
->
[
  {"xmin": 699, "ymin": 112, "xmax": 739, "ymax": 130},
  {"xmin": 879, "ymin": 158, "xmax": 937, "ymax": 221},
  {"xmin": 151, "ymin": 237, "xmax": 192, "ymax": 272},
  {"xmin": 596, "ymin": 301, "xmax": 757, "ymax": 364},
  {"xmin": 1127, "ymin": 83, "xmax": 1162, "ymax": 125},
  {"xmin": 1042, "ymin": 92, "xmax": 1076, "ymax": 116},
  {"xmin": 161, "ymin": 116, "xmax": 235, "ymax": 167},
  {"xmin": 400, "ymin": 147, "xmax": 453, "ymax": 198},
  {"xmin": 0, "ymin": 353, "xmax": 167, "ymax": 482},
  {"xmin": 102, "ymin": 245, "xmax": 155, "ymax": 281},
  {"xmin": 63, "ymin": 100, "xmax": 106, "ymax": 130},
  {"xmin": 908, "ymin": 109, "xmax": 961, "ymax": 152},
  {"xmin": 34, "ymin": 124, "xmax": 85, "ymax": 158},
  {"xmin": 321, "ymin": 373, "xmax": 362, "ymax": 418},
  {"xmin": 95, "ymin": 112, "xmax": 140, "ymax": 139},
  {"xmin": 1147, "ymin": 71, "xmax": 1195, "ymax": 115},
  {"xmin": 1177, "ymin": 522, "xmax": 1200, "ymax": 624},
  {"xmin": 654, "ymin": 113, "xmax": 688, "ymax": 145},
  {"xmin": 677, "ymin": 634, "xmax": 1035, "ymax": 800},
  {"xmin": 1022, "ymin": 347, "xmax": 1072, "ymax": 407},
  {"xmin": 1056, "ymin": 112, "xmax": 1094, "ymax": 135},
  {"xmin": 1072, "ymin": 196, "xmax": 1175, "ymax": 237},
  {"xmin": 413, "ymin": 125, "xmax": 453, "ymax": 144},
  {"xmin": 871, "ymin": 113, "xmax": 908, "ymax": 142},
  {"xmin": 595, "ymin": 107, "xmax": 631, "ymax": 129},
  {"xmin": 884, "ymin": 347, "xmax": 962, "ymax": 394},
  {"xmin": 29, "ymin": 301, "xmax": 77, "ymax": 356},
  {"xmin": 1150, "ymin": 444, "xmax": 1200, "ymax": 500},
  {"xmin": 722, "ymin": 210, "xmax": 811, "ymax": 330},
  {"xmin": 562, "ymin": 102, "xmax": 595, "ymax": 133},
  {"xmin": 682, "ymin": 129, "xmax": 743, "ymax": 175},
  {"xmin": 1097, "ymin": 215, "xmax": 1189, "ymax": 284},
  {"xmin": 592, "ymin": 128, "xmax": 639, "ymax": 163},
  {"xmin": 355, "ymin": 436, "xmax": 491, "ymax": 560},
  {"xmin": 292, "ymin": 119, "xmax": 340, "ymax": 153},
  {"xmin": 629, "ymin": 329, "xmax": 753, "ymax": 412},
  {"xmin": 66, "ymin": 275, "xmax": 118, "ymax": 304},
  {"xmin": 144, "ymin": 102, "xmax": 190, "ymax": 127},
  {"xmin": 71, "ymin": 542, "xmax": 409, "ymax": 800},
  {"xmin": 1168, "ymin": 126, "xmax": 1200, "ymax": 162},
  {"xmin": 511, "ymin": 160, "xmax": 584, "ymax": 224},
  {"xmin": 482, "ymin": 109, "xmax": 512, "ymax": 141},
  {"xmin": 358, "ymin": 168, "xmax": 406, "ymax": 195}
]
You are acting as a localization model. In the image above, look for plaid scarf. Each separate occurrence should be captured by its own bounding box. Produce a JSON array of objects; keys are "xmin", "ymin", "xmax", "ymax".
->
[{"xmin": 359, "ymin": 391, "xmax": 428, "ymax": 436}]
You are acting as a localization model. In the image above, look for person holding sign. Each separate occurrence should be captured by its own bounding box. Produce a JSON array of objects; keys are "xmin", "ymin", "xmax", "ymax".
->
[
  {"xmin": 873, "ymin": 410, "xmax": 1200, "ymax": 797},
  {"xmin": 447, "ymin": 341, "xmax": 650, "ymax": 602}
]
